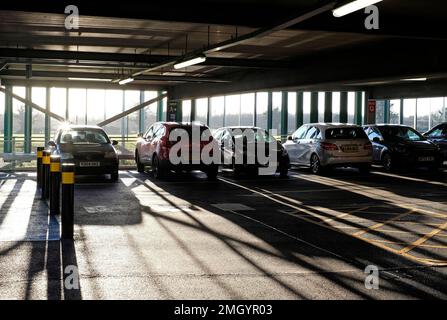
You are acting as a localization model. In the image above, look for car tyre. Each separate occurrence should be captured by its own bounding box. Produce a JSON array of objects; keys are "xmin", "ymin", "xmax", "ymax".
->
[
  {"xmin": 152, "ymin": 155, "xmax": 167, "ymax": 179},
  {"xmin": 358, "ymin": 164, "xmax": 371, "ymax": 174},
  {"xmin": 382, "ymin": 153, "xmax": 393, "ymax": 172},
  {"xmin": 111, "ymin": 171, "xmax": 119, "ymax": 182},
  {"xmin": 310, "ymin": 154, "xmax": 323, "ymax": 175},
  {"xmin": 205, "ymin": 165, "xmax": 218, "ymax": 180},
  {"xmin": 135, "ymin": 151, "xmax": 145, "ymax": 173}
]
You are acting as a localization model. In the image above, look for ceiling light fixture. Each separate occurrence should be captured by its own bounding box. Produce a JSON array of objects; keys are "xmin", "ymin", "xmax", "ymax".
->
[
  {"xmin": 333, "ymin": 0, "xmax": 383, "ymax": 17},
  {"xmin": 174, "ymin": 55, "xmax": 206, "ymax": 69},
  {"xmin": 68, "ymin": 77, "xmax": 112, "ymax": 82},
  {"xmin": 401, "ymin": 77, "xmax": 427, "ymax": 82},
  {"xmin": 118, "ymin": 77, "xmax": 134, "ymax": 85}
]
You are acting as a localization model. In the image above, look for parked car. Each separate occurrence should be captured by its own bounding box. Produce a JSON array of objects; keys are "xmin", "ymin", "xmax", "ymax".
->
[
  {"xmin": 363, "ymin": 124, "xmax": 442, "ymax": 171},
  {"xmin": 283, "ymin": 123, "xmax": 372, "ymax": 174},
  {"xmin": 213, "ymin": 126, "xmax": 290, "ymax": 176},
  {"xmin": 423, "ymin": 122, "xmax": 447, "ymax": 163},
  {"xmin": 135, "ymin": 122, "xmax": 219, "ymax": 179},
  {"xmin": 49, "ymin": 124, "xmax": 119, "ymax": 181}
]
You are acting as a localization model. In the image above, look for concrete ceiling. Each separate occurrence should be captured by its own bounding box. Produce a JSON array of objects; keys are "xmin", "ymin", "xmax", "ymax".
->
[{"xmin": 0, "ymin": 0, "xmax": 447, "ymax": 99}]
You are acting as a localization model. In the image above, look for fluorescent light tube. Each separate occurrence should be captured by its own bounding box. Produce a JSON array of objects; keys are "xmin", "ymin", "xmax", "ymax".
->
[
  {"xmin": 68, "ymin": 77, "xmax": 112, "ymax": 82},
  {"xmin": 333, "ymin": 0, "xmax": 383, "ymax": 17},
  {"xmin": 174, "ymin": 56, "xmax": 206, "ymax": 69},
  {"xmin": 118, "ymin": 77, "xmax": 134, "ymax": 85},
  {"xmin": 401, "ymin": 77, "xmax": 427, "ymax": 82}
]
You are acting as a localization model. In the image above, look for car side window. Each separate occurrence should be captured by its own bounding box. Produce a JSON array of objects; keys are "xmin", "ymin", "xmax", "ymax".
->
[
  {"xmin": 153, "ymin": 125, "xmax": 165, "ymax": 139},
  {"xmin": 304, "ymin": 126, "xmax": 318, "ymax": 139},
  {"xmin": 214, "ymin": 129, "xmax": 224, "ymax": 141},
  {"xmin": 144, "ymin": 126, "xmax": 154, "ymax": 140},
  {"xmin": 292, "ymin": 126, "xmax": 307, "ymax": 140},
  {"xmin": 222, "ymin": 131, "xmax": 233, "ymax": 146},
  {"xmin": 429, "ymin": 127, "xmax": 443, "ymax": 138},
  {"xmin": 367, "ymin": 127, "xmax": 382, "ymax": 141}
]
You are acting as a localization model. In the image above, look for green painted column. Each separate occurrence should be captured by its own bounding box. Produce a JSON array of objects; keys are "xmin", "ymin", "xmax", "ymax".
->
[
  {"xmin": 4, "ymin": 85, "xmax": 13, "ymax": 153},
  {"xmin": 399, "ymin": 98, "xmax": 404, "ymax": 124},
  {"xmin": 310, "ymin": 92, "xmax": 319, "ymax": 123},
  {"xmin": 384, "ymin": 100, "xmax": 390, "ymax": 124},
  {"xmin": 45, "ymin": 87, "xmax": 50, "ymax": 145},
  {"xmin": 354, "ymin": 92, "xmax": 363, "ymax": 125},
  {"xmin": 280, "ymin": 91, "xmax": 288, "ymax": 140},
  {"xmin": 190, "ymin": 99, "xmax": 196, "ymax": 122},
  {"xmin": 121, "ymin": 91, "xmax": 127, "ymax": 144},
  {"xmin": 340, "ymin": 92, "xmax": 348, "ymax": 123},
  {"xmin": 296, "ymin": 91, "xmax": 303, "ymax": 127},
  {"xmin": 324, "ymin": 92, "xmax": 332, "ymax": 123},
  {"xmin": 139, "ymin": 90, "xmax": 145, "ymax": 133},
  {"xmin": 206, "ymin": 97, "xmax": 210, "ymax": 126},
  {"xmin": 157, "ymin": 91, "xmax": 164, "ymax": 121},
  {"xmin": 267, "ymin": 92, "xmax": 273, "ymax": 131},
  {"xmin": 24, "ymin": 86, "xmax": 32, "ymax": 153},
  {"xmin": 253, "ymin": 93, "xmax": 257, "ymax": 127}
]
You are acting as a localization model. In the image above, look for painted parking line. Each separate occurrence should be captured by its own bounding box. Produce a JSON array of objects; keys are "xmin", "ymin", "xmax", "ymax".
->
[
  {"xmin": 371, "ymin": 171, "xmax": 447, "ymax": 188},
  {"xmin": 367, "ymin": 238, "xmax": 447, "ymax": 250},
  {"xmin": 399, "ymin": 221, "xmax": 447, "ymax": 254},
  {"xmin": 218, "ymin": 177, "xmax": 447, "ymax": 266},
  {"xmin": 353, "ymin": 209, "xmax": 415, "ymax": 237}
]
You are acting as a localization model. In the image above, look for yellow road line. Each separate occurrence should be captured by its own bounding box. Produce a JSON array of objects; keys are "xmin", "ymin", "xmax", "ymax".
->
[
  {"xmin": 368, "ymin": 239, "xmax": 447, "ymax": 249},
  {"xmin": 399, "ymin": 221, "xmax": 447, "ymax": 254},
  {"xmin": 353, "ymin": 210, "xmax": 414, "ymax": 237},
  {"xmin": 322, "ymin": 206, "xmax": 369, "ymax": 223}
]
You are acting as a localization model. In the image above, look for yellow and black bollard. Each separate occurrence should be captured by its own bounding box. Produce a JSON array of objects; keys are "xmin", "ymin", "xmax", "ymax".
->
[
  {"xmin": 49, "ymin": 155, "xmax": 61, "ymax": 216},
  {"xmin": 61, "ymin": 163, "xmax": 75, "ymax": 240},
  {"xmin": 41, "ymin": 150, "xmax": 51, "ymax": 200},
  {"xmin": 36, "ymin": 147, "xmax": 44, "ymax": 188}
]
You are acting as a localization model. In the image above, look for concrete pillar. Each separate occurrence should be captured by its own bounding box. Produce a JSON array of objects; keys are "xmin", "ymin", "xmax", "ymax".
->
[
  {"xmin": 3, "ymin": 85, "xmax": 13, "ymax": 153},
  {"xmin": 45, "ymin": 87, "xmax": 50, "ymax": 145},
  {"xmin": 354, "ymin": 92, "xmax": 363, "ymax": 125},
  {"xmin": 296, "ymin": 91, "xmax": 303, "ymax": 128},
  {"xmin": 310, "ymin": 92, "xmax": 319, "ymax": 123},
  {"xmin": 324, "ymin": 92, "xmax": 332, "ymax": 123},
  {"xmin": 267, "ymin": 92, "xmax": 273, "ymax": 130},
  {"xmin": 340, "ymin": 92, "xmax": 348, "ymax": 123},
  {"xmin": 190, "ymin": 99, "xmax": 196, "ymax": 122},
  {"xmin": 384, "ymin": 100, "xmax": 390, "ymax": 124},
  {"xmin": 139, "ymin": 90, "xmax": 145, "ymax": 133},
  {"xmin": 157, "ymin": 91, "xmax": 164, "ymax": 121},
  {"xmin": 24, "ymin": 86, "xmax": 32, "ymax": 153},
  {"xmin": 399, "ymin": 98, "xmax": 404, "ymax": 125},
  {"xmin": 281, "ymin": 91, "xmax": 288, "ymax": 140}
]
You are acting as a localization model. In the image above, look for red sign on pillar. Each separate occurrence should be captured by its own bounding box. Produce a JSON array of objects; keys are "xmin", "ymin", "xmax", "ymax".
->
[{"xmin": 367, "ymin": 100, "xmax": 376, "ymax": 124}]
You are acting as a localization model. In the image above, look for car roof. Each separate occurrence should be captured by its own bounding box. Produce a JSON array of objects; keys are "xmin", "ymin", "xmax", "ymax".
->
[
  {"xmin": 62, "ymin": 124, "xmax": 105, "ymax": 130},
  {"xmin": 305, "ymin": 123, "xmax": 362, "ymax": 129},
  {"xmin": 156, "ymin": 121, "xmax": 209, "ymax": 128},
  {"xmin": 220, "ymin": 126, "xmax": 264, "ymax": 131}
]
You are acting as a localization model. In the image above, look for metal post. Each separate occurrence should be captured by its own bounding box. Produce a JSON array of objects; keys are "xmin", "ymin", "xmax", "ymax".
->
[
  {"xmin": 310, "ymin": 92, "xmax": 319, "ymax": 123},
  {"xmin": 280, "ymin": 91, "xmax": 288, "ymax": 141},
  {"xmin": 296, "ymin": 91, "xmax": 303, "ymax": 128},
  {"xmin": 61, "ymin": 163, "xmax": 75, "ymax": 240},
  {"xmin": 41, "ymin": 150, "xmax": 51, "ymax": 200},
  {"xmin": 4, "ymin": 85, "xmax": 13, "ymax": 153},
  {"xmin": 139, "ymin": 90, "xmax": 145, "ymax": 133},
  {"xmin": 176, "ymin": 100, "xmax": 183, "ymax": 122},
  {"xmin": 324, "ymin": 92, "xmax": 332, "ymax": 123},
  {"xmin": 384, "ymin": 100, "xmax": 390, "ymax": 124},
  {"xmin": 206, "ymin": 97, "xmax": 210, "ymax": 126},
  {"xmin": 45, "ymin": 88, "xmax": 50, "ymax": 146},
  {"xmin": 24, "ymin": 86, "xmax": 32, "ymax": 154},
  {"xmin": 354, "ymin": 92, "xmax": 363, "ymax": 125},
  {"xmin": 190, "ymin": 99, "xmax": 196, "ymax": 122},
  {"xmin": 50, "ymin": 155, "xmax": 61, "ymax": 216},
  {"xmin": 267, "ymin": 92, "xmax": 273, "ymax": 131},
  {"xmin": 157, "ymin": 91, "xmax": 164, "ymax": 121},
  {"xmin": 253, "ymin": 92, "xmax": 257, "ymax": 127},
  {"xmin": 36, "ymin": 146, "xmax": 44, "ymax": 188},
  {"xmin": 340, "ymin": 92, "xmax": 348, "ymax": 123}
]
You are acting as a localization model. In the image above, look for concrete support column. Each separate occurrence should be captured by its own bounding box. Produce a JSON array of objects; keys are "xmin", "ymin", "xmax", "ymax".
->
[
  {"xmin": 45, "ymin": 87, "xmax": 50, "ymax": 145},
  {"xmin": 267, "ymin": 92, "xmax": 273, "ymax": 131},
  {"xmin": 176, "ymin": 100, "xmax": 183, "ymax": 122},
  {"xmin": 280, "ymin": 91, "xmax": 288, "ymax": 140},
  {"xmin": 310, "ymin": 92, "xmax": 319, "ymax": 123},
  {"xmin": 206, "ymin": 97, "xmax": 211, "ymax": 126},
  {"xmin": 3, "ymin": 85, "xmax": 13, "ymax": 153},
  {"xmin": 296, "ymin": 91, "xmax": 303, "ymax": 128},
  {"xmin": 157, "ymin": 91, "xmax": 164, "ymax": 121},
  {"xmin": 354, "ymin": 92, "xmax": 363, "ymax": 125},
  {"xmin": 324, "ymin": 92, "xmax": 332, "ymax": 123},
  {"xmin": 399, "ymin": 98, "xmax": 404, "ymax": 125},
  {"xmin": 139, "ymin": 90, "xmax": 145, "ymax": 133},
  {"xmin": 340, "ymin": 92, "xmax": 348, "ymax": 123},
  {"xmin": 24, "ymin": 86, "xmax": 32, "ymax": 153},
  {"xmin": 190, "ymin": 99, "xmax": 196, "ymax": 122},
  {"xmin": 253, "ymin": 92, "xmax": 257, "ymax": 127},
  {"xmin": 384, "ymin": 100, "xmax": 390, "ymax": 124}
]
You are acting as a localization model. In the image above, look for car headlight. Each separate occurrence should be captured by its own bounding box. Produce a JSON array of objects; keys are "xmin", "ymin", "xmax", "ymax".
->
[
  {"xmin": 104, "ymin": 151, "xmax": 117, "ymax": 159},
  {"xmin": 60, "ymin": 152, "xmax": 74, "ymax": 160}
]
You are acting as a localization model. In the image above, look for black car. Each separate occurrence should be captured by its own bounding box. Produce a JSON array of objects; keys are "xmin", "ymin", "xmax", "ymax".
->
[
  {"xmin": 363, "ymin": 124, "xmax": 442, "ymax": 171},
  {"xmin": 423, "ymin": 122, "xmax": 447, "ymax": 163},
  {"xmin": 213, "ymin": 126, "xmax": 290, "ymax": 176},
  {"xmin": 49, "ymin": 125, "xmax": 119, "ymax": 181}
]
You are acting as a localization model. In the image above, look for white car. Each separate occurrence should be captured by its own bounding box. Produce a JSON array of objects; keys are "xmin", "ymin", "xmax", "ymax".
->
[{"xmin": 283, "ymin": 123, "xmax": 373, "ymax": 174}]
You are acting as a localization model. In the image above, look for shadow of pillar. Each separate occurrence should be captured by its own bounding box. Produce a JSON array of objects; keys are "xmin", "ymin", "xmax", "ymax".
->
[{"xmin": 61, "ymin": 239, "xmax": 82, "ymax": 300}]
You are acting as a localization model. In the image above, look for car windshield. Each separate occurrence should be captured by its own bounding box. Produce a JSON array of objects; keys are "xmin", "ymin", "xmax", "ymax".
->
[
  {"xmin": 232, "ymin": 128, "xmax": 276, "ymax": 143},
  {"xmin": 379, "ymin": 126, "xmax": 425, "ymax": 142},
  {"xmin": 325, "ymin": 127, "xmax": 368, "ymax": 140},
  {"xmin": 61, "ymin": 129, "xmax": 110, "ymax": 144}
]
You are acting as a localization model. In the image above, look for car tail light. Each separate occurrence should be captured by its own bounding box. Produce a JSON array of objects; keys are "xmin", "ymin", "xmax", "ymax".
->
[
  {"xmin": 364, "ymin": 142, "xmax": 373, "ymax": 150},
  {"xmin": 320, "ymin": 142, "xmax": 339, "ymax": 151}
]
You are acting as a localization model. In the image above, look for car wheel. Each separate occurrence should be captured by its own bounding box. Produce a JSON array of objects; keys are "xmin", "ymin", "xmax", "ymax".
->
[
  {"xmin": 382, "ymin": 153, "xmax": 393, "ymax": 172},
  {"xmin": 152, "ymin": 155, "xmax": 166, "ymax": 179},
  {"xmin": 111, "ymin": 171, "xmax": 119, "ymax": 182},
  {"xmin": 135, "ymin": 151, "xmax": 145, "ymax": 173},
  {"xmin": 358, "ymin": 164, "xmax": 371, "ymax": 174},
  {"xmin": 310, "ymin": 154, "xmax": 323, "ymax": 175},
  {"xmin": 233, "ymin": 162, "xmax": 243, "ymax": 177},
  {"xmin": 205, "ymin": 165, "xmax": 218, "ymax": 180}
]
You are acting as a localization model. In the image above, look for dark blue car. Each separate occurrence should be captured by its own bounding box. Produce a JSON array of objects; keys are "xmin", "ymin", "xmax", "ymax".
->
[{"xmin": 423, "ymin": 122, "xmax": 447, "ymax": 163}]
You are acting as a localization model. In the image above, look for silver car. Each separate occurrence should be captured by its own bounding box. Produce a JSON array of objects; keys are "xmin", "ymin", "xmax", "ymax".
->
[{"xmin": 283, "ymin": 123, "xmax": 373, "ymax": 174}]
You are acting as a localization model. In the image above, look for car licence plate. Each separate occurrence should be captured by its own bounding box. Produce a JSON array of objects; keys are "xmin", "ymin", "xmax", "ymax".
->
[
  {"xmin": 80, "ymin": 161, "xmax": 100, "ymax": 167},
  {"xmin": 418, "ymin": 157, "xmax": 434, "ymax": 162},
  {"xmin": 341, "ymin": 145, "xmax": 358, "ymax": 153}
]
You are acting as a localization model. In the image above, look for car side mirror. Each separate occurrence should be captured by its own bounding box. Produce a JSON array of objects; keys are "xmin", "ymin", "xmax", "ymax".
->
[
  {"xmin": 287, "ymin": 136, "xmax": 293, "ymax": 141},
  {"xmin": 112, "ymin": 140, "xmax": 118, "ymax": 146},
  {"xmin": 372, "ymin": 137, "xmax": 381, "ymax": 143},
  {"xmin": 48, "ymin": 140, "xmax": 56, "ymax": 147}
]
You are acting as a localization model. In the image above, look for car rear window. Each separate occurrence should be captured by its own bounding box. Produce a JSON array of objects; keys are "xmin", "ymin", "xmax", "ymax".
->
[
  {"xmin": 325, "ymin": 127, "xmax": 368, "ymax": 140},
  {"xmin": 61, "ymin": 129, "xmax": 110, "ymax": 144}
]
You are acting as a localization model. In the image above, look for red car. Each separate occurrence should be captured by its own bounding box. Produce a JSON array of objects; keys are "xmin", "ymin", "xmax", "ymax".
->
[{"xmin": 135, "ymin": 122, "xmax": 219, "ymax": 179}]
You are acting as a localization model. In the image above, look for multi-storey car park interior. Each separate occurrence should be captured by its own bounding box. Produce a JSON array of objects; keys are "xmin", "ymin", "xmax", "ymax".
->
[{"xmin": 1, "ymin": 0, "xmax": 447, "ymax": 301}]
